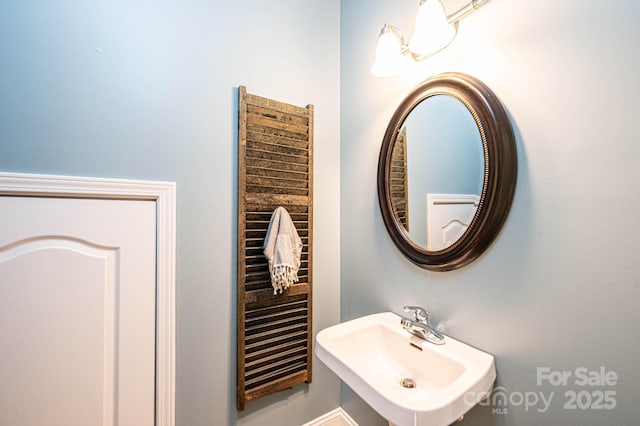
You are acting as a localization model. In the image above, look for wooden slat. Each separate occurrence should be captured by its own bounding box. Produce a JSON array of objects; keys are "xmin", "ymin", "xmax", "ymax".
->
[
  {"xmin": 244, "ymin": 193, "xmax": 309, "ymax": 206},
  {"xmin": 246, "ymin": 123, "xmax": 308, "ymax": 144},
  {"xmin": 246, "ymin": 297, "xmax": 307, "ymax": 316},
  {"xmin": 246, "ymin": 147, "xmax": 309, "ymax": 165},
  {"xmin": 246, "ymin": 112, "xmax": 309, "ymax": 135},
  {"xmin": 245, "ymin": 345, "xmax": 308, "ymax": 371},
  {"xmin": 247, "ymin": 130, "xmax": 309, "ymax": 150},
  {"xmin": 245, "ymin": 313, "xmax": 308, "ymax": 335},
  {"xmin": 244, "ymin": 321, "xmax": 308, "ymax": 346},
  {"xmin": 245, "ymin": 329, "xmax": 308, "ymax": 350},
  {"xmin": 245, "ymin": 356, "xmax": 308, "ymax": 384},
  {"xmin": 245, "ymin": 337, "xmax": 308, "ymax": 363},
  {"xmin": 245, "ymin": 158, "xmax": 308, "ymax": 174},
  {"xmin": 244, "ymin": 283, "xmax": 310, "ymax": 305},
  {"xmin": 247, "ymin": 166, "xmax": 309, "ymax": 180},
  {"xmin": 237, "ymin": 86, "xmax": 313, "ymax": 411},
  {"xmin": 246, "ymin": 175, "xmax": 309, "ymax": 189},
  {"xmin": 246, "ymin": 185, "xmax": 307, "ymax": 196},
  {"xmin": 245, "ymin": 370, "xmax": 309, "ymax": 401},
  {"xmin": 247, "ymin": 104, "xmax": 309, "ymax": 126},
  {"xmin": 245, "ymin": 92, "xmax": 309, "ymax": 118},
  {"xmin": 391, "ymin": 127, "xmax": 409, "ymax": 230},
  {"xmin": 247, "ymin": 139, "xmax": 309, "ymax": 158}
]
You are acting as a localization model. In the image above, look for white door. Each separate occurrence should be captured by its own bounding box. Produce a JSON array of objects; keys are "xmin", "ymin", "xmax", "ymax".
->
[
  {"xmin": 0, "ymin": 196, "xmax": 157, "ymax": 426},
  {"xmin": 426, "ymin": 194, "xmax": 480, "ymax": 251}
]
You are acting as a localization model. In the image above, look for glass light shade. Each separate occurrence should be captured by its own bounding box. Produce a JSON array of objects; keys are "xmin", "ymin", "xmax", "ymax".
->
[
  {"xmin": 371, "ymin": 27, "xmax": 404, "ymax": 77},
  {"xmin": 408, "ymin": 0, "xmax": 456, "ymax": 57}
]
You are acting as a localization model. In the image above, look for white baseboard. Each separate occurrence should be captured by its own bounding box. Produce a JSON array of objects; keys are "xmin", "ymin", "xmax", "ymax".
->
[{"xmin": 302, "ymin": 408, "xmax": 358, "ymax": 426}]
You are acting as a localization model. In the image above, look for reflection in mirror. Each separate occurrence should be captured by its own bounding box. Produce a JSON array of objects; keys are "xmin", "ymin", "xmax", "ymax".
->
[{"xmin": 391, "ymin": 95, "xmax": 484, "ymax": 250}]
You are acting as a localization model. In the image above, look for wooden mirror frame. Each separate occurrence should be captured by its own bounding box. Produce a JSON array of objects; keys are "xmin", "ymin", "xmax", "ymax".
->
[{"xmin": 377, "ymin": 72, "xmax": 517, "ymax": 271}]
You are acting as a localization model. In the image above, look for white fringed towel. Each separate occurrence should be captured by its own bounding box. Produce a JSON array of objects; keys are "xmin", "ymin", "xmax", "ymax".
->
[{"xmin": 263, "ymin": 206, "xmax": 303, "ymax": 295}]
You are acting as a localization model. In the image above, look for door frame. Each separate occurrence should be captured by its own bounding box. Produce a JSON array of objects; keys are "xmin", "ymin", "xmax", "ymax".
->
[{"xmin": 0, "ymin": 172, "xmax": 176, "ymax": 426}]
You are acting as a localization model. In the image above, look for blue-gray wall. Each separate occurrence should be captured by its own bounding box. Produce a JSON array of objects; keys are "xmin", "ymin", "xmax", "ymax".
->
[
  {"xmin": 340, "ymin": 0, "xmax": 640, "ymax": 425},
  {"xmin": 0, "ymin": 1, "xmax": 341, "ymax": 425}
]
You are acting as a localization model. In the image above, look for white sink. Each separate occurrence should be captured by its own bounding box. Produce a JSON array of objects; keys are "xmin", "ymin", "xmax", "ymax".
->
[{"xmin": 315, "ymin": 312, "xmax": 496, "ymax": 426}]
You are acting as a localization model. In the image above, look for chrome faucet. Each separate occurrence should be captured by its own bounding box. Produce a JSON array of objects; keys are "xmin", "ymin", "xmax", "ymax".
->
[{"xmin": 400, "ymin": 306, "xmax": 445, "ymax": 345}]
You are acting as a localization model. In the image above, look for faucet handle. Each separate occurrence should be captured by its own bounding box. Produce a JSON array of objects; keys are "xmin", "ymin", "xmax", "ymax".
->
[{"xmin": 403, "ymin": 306, "xmax": 429, "ymax": 324}]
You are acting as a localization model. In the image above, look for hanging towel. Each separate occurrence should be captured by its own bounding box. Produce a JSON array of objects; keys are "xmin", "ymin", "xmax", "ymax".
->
[{"xmin": 263, "ymin": 207, "xmax": 303, "ymax": 295}]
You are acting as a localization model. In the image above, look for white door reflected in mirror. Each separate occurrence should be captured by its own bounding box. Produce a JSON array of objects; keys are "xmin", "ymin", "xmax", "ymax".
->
[{"xmin": 426, "ymin": 193, "xmax": 479, "ymax": 251}]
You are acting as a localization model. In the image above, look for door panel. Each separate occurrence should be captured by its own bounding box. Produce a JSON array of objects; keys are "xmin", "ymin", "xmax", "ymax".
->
[
  {"xmin": 426, "ymin": 194, "xmax": 479, "ymax": 251},
  {"xmin": 0, "ymin": 197, "xmax": 156, "ymax": 426}
]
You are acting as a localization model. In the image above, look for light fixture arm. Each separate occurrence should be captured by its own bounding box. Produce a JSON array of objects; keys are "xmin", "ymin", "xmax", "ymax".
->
[{"xmin": 446, "ymin": 0, "xmax": 488, "ymax": 25}]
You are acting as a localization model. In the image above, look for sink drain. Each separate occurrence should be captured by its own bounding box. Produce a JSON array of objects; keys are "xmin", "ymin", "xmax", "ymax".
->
[{"xmin": 400, "ymin": 378, "xmax": 417, "ymax": 389}]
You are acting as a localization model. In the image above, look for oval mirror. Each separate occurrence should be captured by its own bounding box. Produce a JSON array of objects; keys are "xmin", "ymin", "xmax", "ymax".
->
[{"xmin": 377, "ymin": 72, "xmax": 517, "ymax": 271}]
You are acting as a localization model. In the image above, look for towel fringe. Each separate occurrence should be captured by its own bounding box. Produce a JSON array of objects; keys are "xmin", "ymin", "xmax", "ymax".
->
[{"xmin": 270, "ymin": 263, "xmax": 300, "ymax": 294}]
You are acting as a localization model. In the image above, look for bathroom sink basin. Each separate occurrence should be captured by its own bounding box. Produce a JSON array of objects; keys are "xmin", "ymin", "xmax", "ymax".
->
[{"xmin": 315, "ymin": 312, "xmax": 496, "ymax": 426}]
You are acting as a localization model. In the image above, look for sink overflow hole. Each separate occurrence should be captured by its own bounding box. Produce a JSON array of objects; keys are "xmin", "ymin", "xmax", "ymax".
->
[
  {"xmin": 410, "ymin": 342, "xmax": 423, "ymax": 351},
  {"xmin": 400, "ymin": 378, "xmax": 417, "ymax": 389}
]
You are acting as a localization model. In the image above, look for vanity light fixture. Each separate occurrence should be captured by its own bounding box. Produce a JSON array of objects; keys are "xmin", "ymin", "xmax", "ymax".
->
[{"xmin": 371, "ymin": 0, "xmax": 488, "ymax": 77}]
